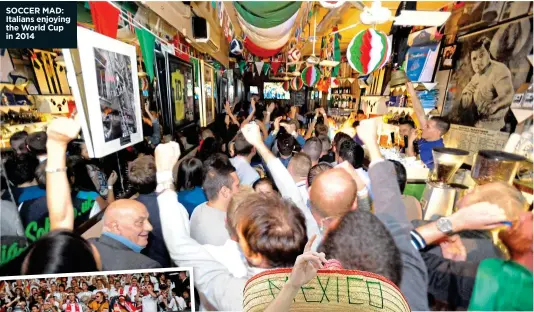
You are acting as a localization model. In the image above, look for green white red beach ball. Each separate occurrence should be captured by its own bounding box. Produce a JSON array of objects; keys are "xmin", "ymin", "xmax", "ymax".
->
[
  {"xmin": 301, "ymin": 66, "xmax": 321, "ymax": 87},
  {"xmin": 290, "ymin": 77, "xmax": 303, "ymax": 91},
  {"xmin": 347, "ymin": 29, "xmax": 391, "ymax": 75}
]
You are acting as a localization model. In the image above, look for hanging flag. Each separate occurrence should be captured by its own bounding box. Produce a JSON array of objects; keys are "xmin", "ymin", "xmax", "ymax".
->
[
  {"xmin": 89, "ymin": 2, "xmax": 120, "ymax": 39},
  {"xmin": 136, "ymin": 27, "xmax": 155, "ymax": 82},
  {"xmin": 271, "ymin": 61, "xmax": 282, "ymax": 75},
  {"xmin": 239, "ymin": 60, "xmax": 246, "ymax": 75},
  {"xmin": 218, "ymin": 2, "xmax": 224, "ymax": 27},
  {"xmin": 173, "ymin": 35, "xmax": 190, "ymax": 62},
  {"xmin": 332, "ymin": 29, "xmax": 341, "ymax": 77},
  {"xmin": 255, "ymin": 61, "xmax": 264, "ymax": 76},
  {"xmin": 263, "ymin": 63, "xmax": 271, "ymax": 75}
]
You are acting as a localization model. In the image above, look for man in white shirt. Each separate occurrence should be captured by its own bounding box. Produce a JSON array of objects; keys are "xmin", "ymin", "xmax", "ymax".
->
[
  {"xmin": 76, "ymin": 282, "xmax": 93, "ymax": 302},
  {"xmin": 62, "ymin": 293, "xmax": 83, "ymax": 312},
  {"xmin": 140, "ymin": 285, "xmax": 158, "ymax": 312},
  {"xmin": 229, "ymin": 133, "xmax": 259, "ymax": 186},
  {"xmin": 190, "ymin": 154, "xmax": 239, "ymax": 246},
  {"xmin": 167, "ymin": 290, "xmax": 186, "ymax": 312},
  {"xmin": 155, "ymin": 136, "xmax": 309, "ymax": 311},
  {"xmin": 287, "ymin": 153, "xmax": 312, "ymax": 205}
]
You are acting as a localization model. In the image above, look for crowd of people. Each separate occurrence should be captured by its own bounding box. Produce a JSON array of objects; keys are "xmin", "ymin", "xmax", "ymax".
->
[
  {"xmin": 0, "ymin": 272, "xmax": 191, "ymax": 312},
  {"xmin": 0, "ymin": 80, "xmax": 532, "ymax": 311}
]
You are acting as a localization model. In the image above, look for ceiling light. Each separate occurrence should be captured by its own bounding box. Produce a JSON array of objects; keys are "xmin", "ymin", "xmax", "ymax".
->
[{"xmin": 394, "ymin": 10, "xmax": 451, "ymax": 27}]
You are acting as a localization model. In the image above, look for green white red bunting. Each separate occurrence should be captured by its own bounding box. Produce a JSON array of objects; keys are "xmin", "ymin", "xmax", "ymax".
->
[
  {"xmin": 347, "ymin": 29, "xmax": 391, "ymax": 75},
  {"xmin": 301, "ymin": 66, "xmax": 321, "ymax": 87}
]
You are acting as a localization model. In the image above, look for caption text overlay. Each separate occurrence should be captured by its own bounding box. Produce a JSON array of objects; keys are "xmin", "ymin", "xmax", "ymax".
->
[{"xmin": 0, "ymin": 1, "xmax": 76, "ymax": 48}]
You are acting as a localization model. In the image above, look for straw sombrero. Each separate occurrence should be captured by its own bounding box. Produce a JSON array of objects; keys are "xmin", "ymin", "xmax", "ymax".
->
[{"xmin": 243, "ymin": 261, "xmax": 410, "ymax": 312}]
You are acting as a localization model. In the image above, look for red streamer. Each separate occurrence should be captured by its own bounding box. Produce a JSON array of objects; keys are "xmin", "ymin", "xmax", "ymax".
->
[
  {"xmin": 89, "ymin": 2, "xmax": 120, "ymax": 39},
  {"xmin": 244, "ymin": 38, "xmax": 283, "ymax": 58}
]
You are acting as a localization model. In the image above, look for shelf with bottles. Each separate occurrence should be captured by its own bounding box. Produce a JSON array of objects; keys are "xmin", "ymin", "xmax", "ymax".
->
[
  {"xmin": 331, "ymin": 87, "xmax": 353, "ymax": 95},
  {"xmin": 330, "ymin": 95, "xmax": 357, "ymax": 109}
]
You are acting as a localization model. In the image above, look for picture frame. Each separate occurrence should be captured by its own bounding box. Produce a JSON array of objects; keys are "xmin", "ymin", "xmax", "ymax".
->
[
  {"xmin": 154, "ymin": 50, "xmax": 172, "ymax": 135},
  {"xmin": 440, "ymin": 45, "xmax": 457, "ymax": 70},
  {"xmin": 200, "ymin": 61, "xmax": 216, "ymax": 126},
  {"xmin": 63, "ymin": 26, "xmax": 143, "ymax": 158},
  {"xmin": 166, "ymin": 53, "xmax": 196, "ymax": 131}
]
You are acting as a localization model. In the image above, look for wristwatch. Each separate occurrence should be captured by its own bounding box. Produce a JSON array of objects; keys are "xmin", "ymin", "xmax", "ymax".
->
[
  {"xmin": 156, "ymin": 181, "xmax": 175, "ymax": 194},
  {"xmin": 436, "ymin": 217, "xmax": 453, "ymax": 234}
]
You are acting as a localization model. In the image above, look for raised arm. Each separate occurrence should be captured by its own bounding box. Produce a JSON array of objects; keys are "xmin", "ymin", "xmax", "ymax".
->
[
  {"xmin": 155, "ymin": 143, "xmax": 246, "ymax": 311},
  {"xmin": 241, "ymin": 98, "xmax": 256, "ymax": 127},
  {"xmin": 46, "ymin": 117, "xmax": 82, "ymax": 231},
  {"xmin": 242, "ymin": 123, "xmax": 320, "ymax": 238},
  {"xmin": 224, "ymin": 101, "xmax": 239, "ymax": 126},
  {"xmin": 406, "ymin": 82, "xmax": 427, "ymax": 129},
  {"xmin": 305, "ymin": 109, "xmax": 319, "ymax": 139},
  {"xmin": 357, "ymin": 118, "xmax": 429, "ymax": 311}
]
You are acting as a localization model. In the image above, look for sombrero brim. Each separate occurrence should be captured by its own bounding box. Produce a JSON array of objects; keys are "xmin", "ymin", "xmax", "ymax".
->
[{"xmin": 243, "ymin": 268, "xmax": 411, "ymax": 312}]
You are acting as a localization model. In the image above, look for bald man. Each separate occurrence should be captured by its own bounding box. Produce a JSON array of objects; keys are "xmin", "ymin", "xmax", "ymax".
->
[
  {"xmin": 309, "ymin": 168, "xmax": 358, "ymax": 232},
  {"xmin": 88, "ymin": 199, "xmax": 161, "ymax": 270}
]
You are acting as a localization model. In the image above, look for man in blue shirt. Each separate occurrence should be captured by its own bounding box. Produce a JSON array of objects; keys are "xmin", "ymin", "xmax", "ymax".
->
[{"xmin": 405, "ymin": 82, "xmax": 450, "ymax": 170}]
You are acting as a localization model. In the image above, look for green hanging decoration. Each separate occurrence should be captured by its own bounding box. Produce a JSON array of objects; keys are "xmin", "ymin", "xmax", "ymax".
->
[
  {"xmin": 239, "ymin": 60, "xmax": 247, "ymax": 75},
  {"xmin": 135, "ymin": 27, "xmax": 155, "ymax": 82},
  {"xmin": 192, "ymin": 58, "xmax": 200, "ymax": 87},
  {"xmin": 332, "ymin": 32, "xmax": 341, "ymax": 77},
  {"xmin": 263, "ymin": 63, "xmax": 271, "ymax": 75}
]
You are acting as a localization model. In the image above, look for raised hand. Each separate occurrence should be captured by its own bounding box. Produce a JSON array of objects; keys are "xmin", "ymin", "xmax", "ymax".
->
[
  {"xmin": 450, "ymin": 202, "xmax": 508, "ymax": 232},
  {"xmin": 47, "ymin": 116, "xmax": 81, "ymax": 147},
  {"xmin": 107, "ymin": 171, "xmax": 118, "ymax": 186},
  {"xmin": 356, "ymin": 118, "xmax": 378, "ymax": 147},
  {"xmin": 241, "ymin": 123, "xmax": 263, "ymax": 147},
  {"xmin": 267, "ymin": 102, "xmax": 276, "ymax": 114},
  {"xmin": 274, "ymin": 116, "xmax": 283, "ymax": 132},
  {"xmin": 155, "ymin": 142, "xmax": 181, "ymax": 173},
  {"xmin": 288, "ymin": 235, "xmax": 327, "ymax": 288}
]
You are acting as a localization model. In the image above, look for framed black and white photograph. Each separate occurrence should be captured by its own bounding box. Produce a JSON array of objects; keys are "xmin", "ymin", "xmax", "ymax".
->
[
  {"xmin": 63, "ymin": 26, "xmax": 143, "ymax": 158},
  {"xmin": 444, "ymin": 17, "xmax": 533, "ymax": 131},
  {"xmin": 499, "ymin": 1, "xmax": 531, "ymax": 22},
  {"xmin": 440, "ymin": 45, "xmax": 457, "ymax": 70}
]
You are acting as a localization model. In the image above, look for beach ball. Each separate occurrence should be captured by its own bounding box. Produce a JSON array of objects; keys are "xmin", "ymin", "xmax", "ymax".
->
[
  {"xmin": 319, "ymin": 1, "xmax": 346, "ymax": 9},
  {"xmin": 347, "ymin": 29, "xmax": 391, "ymax": 75},
  {"xmin": 290, "ymin": 77, "xmax": 303, "ymax": 91},
  {"xmin": 230, "ymin": 39, "xmax": 244, "ymax": 55},
  {"xmin": 301, "ymin": 66, "xmax": 321, "ymax": 87},
  {"xmin": 283, "ymin": 80, "xmax": 290, "ymax": 92},
  {"xmin": 288, "ymin": 47, "xmax": 301, "ymax": 62}
]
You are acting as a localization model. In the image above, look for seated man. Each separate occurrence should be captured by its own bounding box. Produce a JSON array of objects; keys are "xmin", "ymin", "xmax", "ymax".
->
[
  {"xmin": 405, "ymin": 82, "xmax": 450, "ymax": 169},
  {"xmin": 230, "ymin": 133, "xmax": 259, "ymax": 186},
  {"xmin": 155, "ymin": 141, "xmax": 308, "ymax": 311},
  {"xmin": 190, "ymin": 154, "xmax": 239, "ymax": 246}
]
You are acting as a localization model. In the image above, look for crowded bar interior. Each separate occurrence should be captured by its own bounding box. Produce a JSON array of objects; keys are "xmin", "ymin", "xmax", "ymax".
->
[{"xmin": 0, "ymin": 1, "xmax": 533, "ymax": 311}]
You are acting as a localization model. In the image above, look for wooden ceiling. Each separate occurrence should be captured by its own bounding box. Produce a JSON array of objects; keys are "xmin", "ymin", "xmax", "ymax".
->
[{"xmin": 300, "ymin": 1, "xmax": 451, "ymax": 56}]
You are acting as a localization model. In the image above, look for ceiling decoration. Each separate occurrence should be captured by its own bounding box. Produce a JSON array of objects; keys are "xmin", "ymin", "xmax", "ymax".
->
[{"xmin": 347, "ymin": 28, "xmax": 391, "ymax": 75}]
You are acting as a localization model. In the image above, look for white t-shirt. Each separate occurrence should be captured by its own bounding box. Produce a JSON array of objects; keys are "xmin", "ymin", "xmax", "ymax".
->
[
  {"xmin": 77, "ymin": 292, "xmax": 93, "ymax": 301},
  {"xmin": 168, "ymin": 296, "xmax": 186, "ymax": 311},
  {"xmin": 141, "ymin": 294, "xmax": 158, "ymax": 312}
]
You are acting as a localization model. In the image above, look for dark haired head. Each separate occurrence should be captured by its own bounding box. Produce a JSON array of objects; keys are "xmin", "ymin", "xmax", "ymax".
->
[
  {"xmin": 399, "ymin": 117, "xmax": 416, "ymax": 129},
  {"xmin": 234, "ymin": 193, "xmax": 307, "ymax": 268},
  {"xmin": 202, "ymin": 154, "xmax": 237, "ymax": 200},
  {"xmin": 252, "ymin": 177, "xmax": 277, "ymax": 195},
  {"xmin": 197, "ymin": 137, "xmax": 222, "ymax": 162},
  {"xmin": 307, "ymin": 162, "xmax": 333, "ymax": 187},
  {"xmin": 22, "ymin": 230, "xmax": 99, "ymax": 274},
  {"xmin": 429, "ymin": 116, "xmax": 451, "ymax": 136},
  {"xmin": 338, "ymin": 140, "xmax": 364, "ymax": 169},
  {"xmin": 5, "ymin": 153, "xmax": 39, "ymax": 186},
  {"xmin": 315, "ymin": 124, "xmax": 329, "ymax": 137},
  {"xmin": 357, "ymin": 110, "xmax": 365, "ymax": 115},
  {"xmin": 10, "ymin": 131, "xmax": 28, "ymax": 155},
  {"xmin": 128, "ymin": 155, "xmax": 157, "ymax": 194},
  {"xmin": 276, "ymin": 133, "xmax": 296, "ymax": 157},
  {"xmin": 69, "ymin": 158, "xmax": 98, "ymax": 193},
  {"xmin": 319, "ymin": 210, "xmax": 402, "ymax": 285},
  {"xmin": 472, "ymin": 37, "xmax": 491, "ymax": 52},
  {"xmin": 389, "ymin": 160, "xmax": 407, "ymax": 193},
  {"xmin": 332, "ymin": 132, "xmax": 351, "ymax": 154},
  {"xmin": 234, "ymin": 133, "xmax": 255, "ymax": 157},
  {"xmin": 26, "ymin": 132, "xmax": 47, "ymax": 156},
  {"xmin": 177, "ymin": 157, "xmax": 204, "ymax": 190}
]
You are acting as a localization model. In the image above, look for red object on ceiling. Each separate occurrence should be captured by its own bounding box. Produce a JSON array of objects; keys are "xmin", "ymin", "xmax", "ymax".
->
[
  {"xmin": 244, "ymin": 38, "xmax": 283, "ymax": 58},
  {"xmin": 89, "ymin": 2, "xmax": 120, "ymax": 39}
]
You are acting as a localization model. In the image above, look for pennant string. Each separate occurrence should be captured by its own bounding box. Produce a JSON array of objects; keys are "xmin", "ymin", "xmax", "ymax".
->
[{"xmin": 107, "ymin": 1, "xmax": 199, "ymax": 61}]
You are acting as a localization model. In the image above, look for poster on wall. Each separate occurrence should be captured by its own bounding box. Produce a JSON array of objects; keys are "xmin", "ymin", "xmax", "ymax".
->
[
  {"xmin": 444, "ymin": 17, "xmax": 533, "ymax": 131},
  {"xmin": 201, "ymin": 61, "xmax": 216, "ymax": 126},
  {"xmin": 440, "ymin": 45, "xmax": 457, "ymax": 70},
  {"xmin": 64, "ymin": 26, "xmax": 143, "ymax": 158},
  {"xmin": 166, "ymin": 53, "xmax": 195, "ymax": 127}
]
